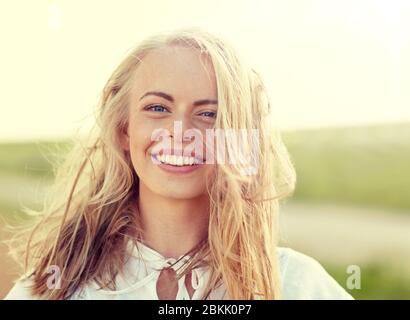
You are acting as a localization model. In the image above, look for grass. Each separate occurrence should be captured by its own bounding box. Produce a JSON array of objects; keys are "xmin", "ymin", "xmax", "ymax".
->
[
  {"xmin": 283, "ymin": 123, "xmax": 410, "ymax": 211},
  {"xmin": 0, "ymin": 140, "xmax": 72, "ymax": 179},
  {"xmin": 325, "ymin": 263, "xmax": 410, "ymax": 300}
]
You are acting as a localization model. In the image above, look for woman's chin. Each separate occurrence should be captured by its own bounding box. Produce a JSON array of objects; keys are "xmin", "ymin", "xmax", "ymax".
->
[
  {"xmin": 156, "ymin": 185, "xmax": 206, "ymax": 200},
  {"xmin": 166, "ymin": 191, "xmax": 204, "ymax": 200}
]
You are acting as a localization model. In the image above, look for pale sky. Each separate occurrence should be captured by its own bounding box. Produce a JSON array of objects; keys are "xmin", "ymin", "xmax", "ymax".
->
[{"xmin": 1, "ymin": 0, "xmax": 409, "ymax": 142}]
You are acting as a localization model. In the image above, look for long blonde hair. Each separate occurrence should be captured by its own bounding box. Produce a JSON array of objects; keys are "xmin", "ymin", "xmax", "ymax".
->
[{"xmin": 7, "ymin": 28, "xmax": 296, "ymax": 299}]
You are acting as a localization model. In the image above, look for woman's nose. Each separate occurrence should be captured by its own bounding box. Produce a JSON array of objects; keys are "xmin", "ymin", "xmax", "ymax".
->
[{"xmin": 167, "ymin": 116, "xmax": 196, "ymax": 141}]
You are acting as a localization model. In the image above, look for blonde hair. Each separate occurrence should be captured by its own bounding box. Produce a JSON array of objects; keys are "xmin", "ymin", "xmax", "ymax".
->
[{"xmin": 7, "ymin": 28, "xmax": 296, "ymax": 299}]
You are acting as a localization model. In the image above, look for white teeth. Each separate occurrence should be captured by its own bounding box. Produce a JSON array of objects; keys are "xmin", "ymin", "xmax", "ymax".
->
[
  {"xmin": 177, "ymin": 156, "xmax": 183, "ymax": 166},
  {"xmin": 154, "ymin": 154, "xmax": 200, "ymax": 166}
]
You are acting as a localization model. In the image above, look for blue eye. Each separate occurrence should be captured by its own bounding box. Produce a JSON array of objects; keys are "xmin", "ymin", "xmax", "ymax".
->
[
  {"xmin": 145, "ymin": 104, "xmax": 169, "ymax": 113},
  {"xmin": 199, "ymin": 111, "xmax": 217, "ymax": 118}
]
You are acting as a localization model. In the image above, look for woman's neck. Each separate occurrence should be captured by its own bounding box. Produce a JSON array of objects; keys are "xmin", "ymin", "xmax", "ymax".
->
[{"xmin": 137, "ymin": 182, "xmax": 210, "ymax": 259}]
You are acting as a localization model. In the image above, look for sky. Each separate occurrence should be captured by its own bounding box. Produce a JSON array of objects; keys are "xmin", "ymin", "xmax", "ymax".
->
[{"xmin": 1, "ymin": 0, "xmax": 409, "ymax": 142}]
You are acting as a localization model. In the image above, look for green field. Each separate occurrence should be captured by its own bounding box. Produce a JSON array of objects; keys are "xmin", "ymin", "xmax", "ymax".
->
[
  {"xmin": 0, "ymin": 140, "xmax": 72, "ymax": 179},
  {"xmin": 326, "ymin": 263, "xmax": 410, "ymax": 300},
  {"xmin": 283, "ymin": 122, "xmax": 410, "ymax": 211}
]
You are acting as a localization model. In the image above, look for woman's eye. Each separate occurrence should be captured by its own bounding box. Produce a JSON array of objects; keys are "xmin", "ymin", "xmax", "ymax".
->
[
  {"xmin": 198, "ymin": 111, "xmax": 217, "ymax": 118},
  {"xmin": 145, "ymin": 104, "xmax": 169, "ymax": 113}
]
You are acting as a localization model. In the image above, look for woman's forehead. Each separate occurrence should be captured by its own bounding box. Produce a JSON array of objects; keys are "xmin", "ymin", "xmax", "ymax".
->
[{"xmin": 131, "ymin": 46, "xmax": 217, "ymax": 100}]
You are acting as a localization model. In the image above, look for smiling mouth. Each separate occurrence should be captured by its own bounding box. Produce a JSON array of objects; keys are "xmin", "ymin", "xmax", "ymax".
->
[{"xmin": 152, "ymin": 154, "xmax": 203, "ymax": 166}]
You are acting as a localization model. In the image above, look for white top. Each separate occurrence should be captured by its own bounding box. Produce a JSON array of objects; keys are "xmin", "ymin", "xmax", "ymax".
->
[{"xmin": 4, "ymin": 241, "xmax": 353, "ymax": 300}]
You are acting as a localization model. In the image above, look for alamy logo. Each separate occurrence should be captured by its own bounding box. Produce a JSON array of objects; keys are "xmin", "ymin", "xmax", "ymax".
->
[
  {"xmin": 46, "ymin": 265, "xmax": 61, "ymax": 290},
  {"xmin": 150, "ymin": 121, "xmax": 260, "ymax": 176},
  {"xmin": 346, "ymin": 265, "xmax": 361, "ymax": 290}
]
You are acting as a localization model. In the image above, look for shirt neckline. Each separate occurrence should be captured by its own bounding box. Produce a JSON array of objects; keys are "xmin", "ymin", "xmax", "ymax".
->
[
  {"xmin": 88, "ymin": 239, "xmax": 208, "ymax": 299},
  {"xmin": 132, "ymin": 239, "xmax": 193, "ymax": 263}
]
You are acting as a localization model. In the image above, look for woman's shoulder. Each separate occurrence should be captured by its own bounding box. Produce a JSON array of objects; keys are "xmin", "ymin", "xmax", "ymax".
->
[
  {"xmin": 277, "ymin": 247, "xmax": 354, "ymax": 300},
  {"xmin": 3, "ymin": 274, "xmax": 37, "ymax": 300},
  {"xmin": 3, "ymin": 274, "xmax": 87, "ymax": 300}
]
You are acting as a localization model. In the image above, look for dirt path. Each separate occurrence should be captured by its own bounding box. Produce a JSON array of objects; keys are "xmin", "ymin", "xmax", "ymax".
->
[
  {"xmin": 280, "ymin": 201, "xmax": 410, "ymax": 274},
  {"xmin": 0, "ymin": 175, "xmax": 50, "ymax": 210}
]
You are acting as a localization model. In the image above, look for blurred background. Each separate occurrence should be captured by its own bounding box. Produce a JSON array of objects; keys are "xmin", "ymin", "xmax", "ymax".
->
[{"xmin": 1, "ymin": 0, "xmax": 409, "ymax": 299}]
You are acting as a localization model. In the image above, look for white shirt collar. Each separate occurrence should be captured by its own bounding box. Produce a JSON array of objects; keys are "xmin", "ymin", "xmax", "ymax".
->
[{"xmin": 89, "ymin": 240, "xmax": 211, "ymax": 299}]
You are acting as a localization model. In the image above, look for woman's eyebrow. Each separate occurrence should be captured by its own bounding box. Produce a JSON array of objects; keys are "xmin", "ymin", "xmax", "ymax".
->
[
  {"xmin": 139, "ymin": 91, "xmax": 218, "ymax": 106},
  {"xmin": 193, "ymin": 99, "xmax": 218, "ymax": 107},
  {"xmin": 139, "ymin": 91, "xmax": 173, "ymax": 102}
]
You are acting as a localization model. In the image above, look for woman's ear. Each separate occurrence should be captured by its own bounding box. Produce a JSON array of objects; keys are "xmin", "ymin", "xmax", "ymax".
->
[{"xmin": 119, "ymin": 122, "xmax": 130, "ymax": 151}]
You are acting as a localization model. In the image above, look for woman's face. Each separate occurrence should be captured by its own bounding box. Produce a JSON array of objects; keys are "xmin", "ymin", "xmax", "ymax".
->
[{"xmin": 120, "ymin": 45, "xmax": 218, "ymax": 199}]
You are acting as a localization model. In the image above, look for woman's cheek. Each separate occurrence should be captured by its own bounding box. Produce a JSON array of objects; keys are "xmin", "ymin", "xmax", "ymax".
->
[{"xmin": 129, "ymin": 116, "xmax": 154, "ymax": 147}]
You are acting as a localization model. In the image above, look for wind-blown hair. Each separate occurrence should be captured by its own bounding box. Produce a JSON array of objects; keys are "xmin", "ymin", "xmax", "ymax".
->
[{"xmin": 6, "ymin": 28, "xmax": 296, "ymax": 299}]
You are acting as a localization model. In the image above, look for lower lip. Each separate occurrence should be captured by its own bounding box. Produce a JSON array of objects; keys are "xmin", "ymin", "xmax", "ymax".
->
[{"xmin": 152, "ymin": 156, "xmax": 202, "ymax": 174}]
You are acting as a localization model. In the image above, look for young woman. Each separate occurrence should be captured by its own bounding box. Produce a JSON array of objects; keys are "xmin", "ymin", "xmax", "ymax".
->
[{"xmin": 4, "ymin": 28, "xmax": 352, "ymax": 300}]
